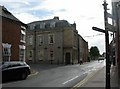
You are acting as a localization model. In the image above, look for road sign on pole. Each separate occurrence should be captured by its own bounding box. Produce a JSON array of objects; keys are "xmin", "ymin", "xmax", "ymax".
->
[
  {"xmin": 106, "ymin": 23, "xmax": 116, "ymax": 32},
  {"xmin": 103, "ymin": 1, "xmax": 111, "ymax": 89},
  {"xmin": 92, "ymin": 1, "xmax": 111, "ymax": 89},
  {"xmin": 92, "ymin": 27, "xmax": 105, "ymax": 33}
]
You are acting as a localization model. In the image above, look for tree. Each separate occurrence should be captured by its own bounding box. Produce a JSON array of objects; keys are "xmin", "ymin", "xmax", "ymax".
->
[{"xmin": 90, "ymin": 46, "xmax": 100, "ymax": 60}]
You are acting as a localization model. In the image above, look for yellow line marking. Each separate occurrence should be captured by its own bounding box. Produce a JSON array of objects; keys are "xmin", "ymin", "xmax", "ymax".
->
[{"xmin": 71, "ymin": 67, "xmax": 105, "ymax": 89}]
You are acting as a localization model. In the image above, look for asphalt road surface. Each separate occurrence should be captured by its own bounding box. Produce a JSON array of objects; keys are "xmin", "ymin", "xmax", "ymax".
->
[{"xmin": 2, "ymin": 60, "xmax": 105, "ymax": 88}]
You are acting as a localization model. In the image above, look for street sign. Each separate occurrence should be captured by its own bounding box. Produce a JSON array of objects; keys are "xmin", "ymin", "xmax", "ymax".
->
[
  {"xmin": 92, "ymin": 27, "xmax": 105, "ymax": 33},
  {"xmin": 107, "ymin": 13, "xmax": 113, "ymax": 19},
  {"xmin": 106, "ymin": 23, "xmax": 116, "ymax": 32}
]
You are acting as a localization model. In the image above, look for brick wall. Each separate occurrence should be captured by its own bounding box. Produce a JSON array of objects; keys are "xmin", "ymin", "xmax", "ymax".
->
[{"xmin": 2, "ymin": 17, "xmax": 21, "ymax": 61}]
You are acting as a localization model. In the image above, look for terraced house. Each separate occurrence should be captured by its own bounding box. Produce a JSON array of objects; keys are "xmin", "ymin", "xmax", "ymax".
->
[
  {"xmin": 1, "ymin": 6, "xmax": 27, "ymax": 62},
  {"xmin": 26, "ymin": 17, "xmax": 88, "ymax": 64}
]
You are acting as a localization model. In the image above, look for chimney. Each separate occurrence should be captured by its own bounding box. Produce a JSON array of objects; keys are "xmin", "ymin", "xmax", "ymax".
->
[
  {"xmin": 53, "ymin": 16, "xmax": 59, "ymax": 20},
  {"xmin": 73, "ymin": 21, "xmax": 76, "ymax": 29}
]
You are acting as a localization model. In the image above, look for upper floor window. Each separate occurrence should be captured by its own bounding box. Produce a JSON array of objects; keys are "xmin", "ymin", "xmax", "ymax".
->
[
  {"xmin": 50, "ymin": 22, "xmax": 56, "ymax": 28},
  {"xmin": 48, "ymin": 34, "xmax": 55, "ymax": 44},
  {"xmin": 45, "ymin": 23, "xmax": 50, "ymax": 28},
  {"xmin": 30, "ymin": 24, "xmax": 35, "ymax": 30},
  {"xmin": 27, "ymin": 35, "xmax": 33, "ymax": 45},
  {"xmin": 40, "ymin": 23, "xmax": 45, "ymax": 29},
  {"xmin": 20, "ymin": 30, "xmax": 26, "ymax": 43},
  {"xmin": 38, "ymin": 35, "xmax": 44, "ymax": 45},
  {"xmin": 21, "ymin": 26, "xmax": 26, "ymax": 30}
]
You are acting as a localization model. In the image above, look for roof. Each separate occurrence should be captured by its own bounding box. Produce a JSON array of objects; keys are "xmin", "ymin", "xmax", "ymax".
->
[
  {"xmin": 0, "ymin": 6, "xmax": 27, "ymax": 26},
  {"xmin": 27, "ymin": 17, "xmax": 72, "ymax": 30}
]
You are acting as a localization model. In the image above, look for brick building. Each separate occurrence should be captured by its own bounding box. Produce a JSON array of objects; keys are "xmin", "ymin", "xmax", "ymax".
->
[
  {"xmin": 1, "ymin": 6, "xmax": 27, "ymax": 61},
  {"xmin": 112, "ymin": 1, "xmax": 120, "ymax": 84},
  {"xmin": 0, "ymin": 6, "xmax": 2, "ymax": 63},
  {"xmin": 26, "ymin": 17, "xmax": 88, "ymax": 64}
]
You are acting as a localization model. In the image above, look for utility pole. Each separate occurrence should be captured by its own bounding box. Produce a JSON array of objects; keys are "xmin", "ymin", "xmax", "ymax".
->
[
  {"xmin": 92, "ymin": 1, "xmax": 111, "ymax": 88},
  {"xmin": 102, "ymin": 0, "xmax": 110, "ymax": 89}
]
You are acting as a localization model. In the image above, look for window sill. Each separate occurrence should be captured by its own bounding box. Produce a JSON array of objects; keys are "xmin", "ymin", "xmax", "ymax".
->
[
  {"xmin": 38, "ymin": 59, "xmax": 43, "ymax": 61},
  {"xmin": 49, "ymin": 43, "xmax": 54, "ymax": 45},
  {"xmin": 20, "ymin": 40, "xmax": 26, "ymax": 43}
]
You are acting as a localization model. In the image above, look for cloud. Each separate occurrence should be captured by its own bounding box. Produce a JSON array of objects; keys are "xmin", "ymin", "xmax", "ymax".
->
[
  {"xmin": 14, "ymin": 13, "xmax": 40, "ymax": 24},
  {"xmin": 87, "ymin": 35, "xmax": 105, "ymax": 54},
  {"xmin": 0, "ymin": 0, "xmax": 112, "ymax": 53}
]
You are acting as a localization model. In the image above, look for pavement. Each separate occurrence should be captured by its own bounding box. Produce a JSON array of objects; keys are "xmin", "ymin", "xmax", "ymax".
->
[{"xmin": 72, "ymin": 65, "xmax": 120, "ymax": 89}]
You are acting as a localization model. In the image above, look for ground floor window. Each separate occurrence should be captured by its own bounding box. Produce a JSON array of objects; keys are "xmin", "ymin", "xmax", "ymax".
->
[
  {"xmin": 38, "ymin": 50, "xmax": 44, "ymax": 61},
  {"xmin": 49, "ymin": 50, "xmax": 54, "ymax": 64},
  {"xmin": 27, "ymin": 50, "xmax": 33, "ymax": 61},
  {"xmin": 19, "ymin": 45, "xmax": 25, "ymax": 61},
  {"xmin": 2, "ymin": 43, "xmax": 11, "ymax": 61}
]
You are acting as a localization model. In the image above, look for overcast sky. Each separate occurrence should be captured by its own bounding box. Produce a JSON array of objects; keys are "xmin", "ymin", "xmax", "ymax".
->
[{"xmin": 0, "ymin": 0, "xmax": 113, "ymax": 54}]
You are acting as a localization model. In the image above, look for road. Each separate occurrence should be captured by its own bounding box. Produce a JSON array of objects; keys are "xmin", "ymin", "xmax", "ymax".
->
[{"xmin": 2, "ymin": 60, "xmax": 105, "ymax": 88}]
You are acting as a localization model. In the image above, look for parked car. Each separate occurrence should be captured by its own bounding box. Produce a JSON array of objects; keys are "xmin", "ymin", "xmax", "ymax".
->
[
  {"xmin": 98, "ymin": 57, "xmax": 105, "ymax": 60},
  {"xmin": 1, "ymin": 61, "xmax": 31, "ymax": 82}
]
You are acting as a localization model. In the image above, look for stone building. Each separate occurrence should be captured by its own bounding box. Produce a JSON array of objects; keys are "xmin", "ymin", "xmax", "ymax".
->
[
  {"xmin": 26, "ymin": 17, "xmax": 88, "ymax": 64},
  {"xmin": 1, "ymin": 6, "xmax": 27, "ymax": 61},
  {"xmin": 78, "ymin": 35, "xmax": 89, "ymax": 62}
]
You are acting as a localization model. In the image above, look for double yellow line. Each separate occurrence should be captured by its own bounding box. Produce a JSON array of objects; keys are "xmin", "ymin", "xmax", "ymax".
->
[{"xmin": 71, "ymin": 67, "xmax": 105, "ymax": 89}]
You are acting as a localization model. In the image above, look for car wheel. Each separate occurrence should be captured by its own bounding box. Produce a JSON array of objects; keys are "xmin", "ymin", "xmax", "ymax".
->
[{"xmin": 21, "ymin": 71, "xmax": 28, "ymax": 80}]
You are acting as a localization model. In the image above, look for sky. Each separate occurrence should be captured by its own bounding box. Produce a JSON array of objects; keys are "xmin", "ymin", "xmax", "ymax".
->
[{"xmin": 0, "ymin": 0, "xmax": 113, "ymax": 54}]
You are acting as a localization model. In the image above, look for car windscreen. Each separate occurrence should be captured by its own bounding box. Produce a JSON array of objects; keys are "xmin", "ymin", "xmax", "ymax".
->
[{"xmin": 2, "ymin": 63, "xmax": 11, "ymax": 69}]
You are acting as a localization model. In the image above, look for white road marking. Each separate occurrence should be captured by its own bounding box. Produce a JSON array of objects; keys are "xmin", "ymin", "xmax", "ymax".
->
[{"xmin": 62, "ymin": 76, "xmax": 79, "ymax": 84}]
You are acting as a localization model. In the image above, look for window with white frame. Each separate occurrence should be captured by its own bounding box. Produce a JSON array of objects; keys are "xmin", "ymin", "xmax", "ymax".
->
[
  {"xmin": 38, "ymin": 35, "xmax": 44, "ymax": 45},
  {"xmin": 3, "ymin": 48, "xmax": 9, "ymax": 56},
  {"xmin": 19, "ymin": 49, "xmax": 24, "ymax": 61},
  {"xmin": 2, "ymin": 43, "xmax": 11, "ymax": 61},
  {"xmin": 2, "ymin": 43, "xmax": 11, "ymax": 56},
  {"xmin": 48, "ymin": 34, "xmax": 55, "ymax": 44},
  {"xmin": 21, "ymin": 26, "xmax": 26, "ymax": 30},
  {"xmin": 20, "ymin": 31, "xmax": 26, "ymax": 43},
  {"xmin": 19, "ymin": 45, "xmax": 25, "ymax": 61}
]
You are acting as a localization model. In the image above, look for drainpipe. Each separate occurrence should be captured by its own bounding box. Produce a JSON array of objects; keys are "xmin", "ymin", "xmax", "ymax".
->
[
  {"xmin": 78, "ymin": 35, "xmax": 80, "ymax": 63},
  {"xmin": 34, "ymin": 30, "xmax": 36, "ymax": 63}
]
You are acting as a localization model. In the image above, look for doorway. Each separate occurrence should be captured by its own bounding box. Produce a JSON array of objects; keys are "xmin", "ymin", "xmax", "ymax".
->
[{"xmin": 65, "ymin": 52, "xmax": 71, "ymax": 65}]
